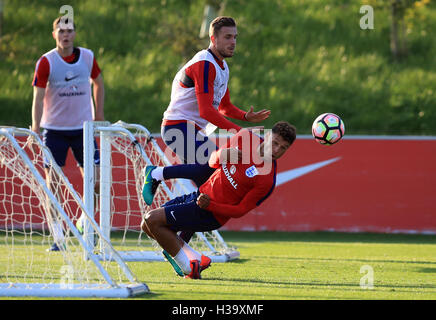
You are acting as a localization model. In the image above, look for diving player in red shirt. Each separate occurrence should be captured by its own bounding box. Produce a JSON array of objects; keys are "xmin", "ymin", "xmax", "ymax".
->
[{"xmin": 141, "ymin": 121, "xmax": 296, "ymax": 279}]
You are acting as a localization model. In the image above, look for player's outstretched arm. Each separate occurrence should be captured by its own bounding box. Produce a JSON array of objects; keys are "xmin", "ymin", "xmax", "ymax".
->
[
  {"xmin": 244, "ymin": 106, "xmax": 271, "ymax": 123},
  {"xmin": 218, "ymin": 89, "xmax": 271, "ymax": 123},
  {"xmin": 200, "ymin": 186, "xmax": 270, "ymax": 219}
]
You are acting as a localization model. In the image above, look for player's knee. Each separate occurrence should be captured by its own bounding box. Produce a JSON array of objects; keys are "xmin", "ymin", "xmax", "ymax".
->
[
  {"xmin": 144, "ymin": 208, "xmax": 164, "ymax": 231},
  {"xmin": 140, "ymin": 216, "xmax": 153, "ymax": 238}
]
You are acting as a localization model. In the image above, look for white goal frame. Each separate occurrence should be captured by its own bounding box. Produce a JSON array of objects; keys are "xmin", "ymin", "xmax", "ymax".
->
[
  {"xmin": 83, "ymin": 121, "xmax": 240, "ymax": 263},
  {"xmin": 0, "ymin": 127, "xmax": 149, "ymax": 298}
]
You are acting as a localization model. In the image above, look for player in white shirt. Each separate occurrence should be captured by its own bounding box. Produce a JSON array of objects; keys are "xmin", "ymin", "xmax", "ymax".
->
[{"xmin": 31, "ymin": 16, "xmax": 105, "ymax": 251}]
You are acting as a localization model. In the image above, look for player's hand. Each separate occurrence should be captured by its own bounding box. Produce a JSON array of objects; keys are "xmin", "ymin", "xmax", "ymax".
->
[
  {"xmin": 196, "ymin": 193, "xmax": 210, "ymax": 209},
  {"xmin": 244, "ymin": 106, "xmax": 271, "ymax": 123},
  {"xmin": 27, "ymin": 126, "xmax": 40, "ymax": 155}
]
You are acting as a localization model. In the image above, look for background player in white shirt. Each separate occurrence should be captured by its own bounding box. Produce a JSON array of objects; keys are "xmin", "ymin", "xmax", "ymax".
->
[{"xmin": 31, "ymin": 16, "xmax": 105, "ymax": 251}]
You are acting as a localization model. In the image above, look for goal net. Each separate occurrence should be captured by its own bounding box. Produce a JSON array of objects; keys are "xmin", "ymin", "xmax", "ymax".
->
[
  {"xmin": 0, "ymin": 127, "xmax": 148, "ymax": 297},
  {"xmin": 83, "ymin": 121, "xmax": 240, "ymax": 263}
]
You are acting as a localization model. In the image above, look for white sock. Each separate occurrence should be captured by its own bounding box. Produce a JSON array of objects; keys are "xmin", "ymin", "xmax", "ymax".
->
[
  {"xmin": 151, "ymin": 166, "xmax": 164, "ymax": 181},
  {"xmin": 182, "ymin": 242, "xmax": 202, "ymax": 261},
  {"xmin": 51, "ymin": 221, "xmax": 65, "ymax": 243},
  {"xmin": 173, "ymin": 247, "xmax": 191, "ymax": 275}
]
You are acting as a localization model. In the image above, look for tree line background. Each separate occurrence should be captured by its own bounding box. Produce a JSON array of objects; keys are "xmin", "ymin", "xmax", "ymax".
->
[{"xmin": 1, "ymin": 0, "xmax": 435, "ymax": 135}]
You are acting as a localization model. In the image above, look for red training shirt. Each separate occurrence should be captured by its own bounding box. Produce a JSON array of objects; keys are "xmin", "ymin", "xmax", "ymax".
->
[{"xmin": 199, "ymin": 129, "xmax": 277, "ymax": 226}]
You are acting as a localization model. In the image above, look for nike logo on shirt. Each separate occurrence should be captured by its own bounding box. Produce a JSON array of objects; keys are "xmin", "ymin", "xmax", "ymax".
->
[{"xmin": 65, "ymin": 75, "xmax": 79, "ymax": 81}]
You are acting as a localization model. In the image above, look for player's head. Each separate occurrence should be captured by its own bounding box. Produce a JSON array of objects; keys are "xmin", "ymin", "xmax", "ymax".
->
[
  {"xmin": 209, "ymin": 16, "xmax": 237, "ymax": 59},
  {"xmin": 262, "ymin": 121, "xmax": 296, "ymax": 161},
  {"xmin": 52, "ymin": 16, "xmax": 76, "ymax": 50}
]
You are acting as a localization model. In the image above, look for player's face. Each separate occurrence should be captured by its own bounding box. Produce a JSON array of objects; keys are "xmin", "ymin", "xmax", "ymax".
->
[
  {"xmin": 262, "ymin": 132, "xmax": 291, "ymax": 161},
  {"xmin": 213, "ymin": 26, "xmax": 237, "ymax": 58},
  {"xmin": 53, "ymin": 27, "xmax": 76, "ymax": 50}
]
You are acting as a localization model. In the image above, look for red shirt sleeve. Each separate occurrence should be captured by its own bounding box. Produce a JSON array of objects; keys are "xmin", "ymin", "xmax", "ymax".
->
[
  {"xmin": 32, "ymin": 56, "xmax": 50, "ymax": 88},
  {"xmin": 218, "ymin": 88, "xmax": 246, "ymax": 121},
  {"xmin": 185, "ymin": 61, "xmax": 241, "ymax": 132},
  {"xmin": 32, "ymin": 55, "xmax": 101, "ymax": 88},
  {"xmin": 91, "ymin": 57, "xmax": 101, "ymax": 79}
]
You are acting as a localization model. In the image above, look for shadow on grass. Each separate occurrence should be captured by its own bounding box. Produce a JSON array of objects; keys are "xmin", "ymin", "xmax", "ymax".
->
[
  {"xmin": 417, "ymin": 267, "xmax": 436, "ymax": 273},
  {"xmin": 252, "ymin": 255, "xmax": 436, "ymax": 266},
  {"xmin": 225, "ymin": 258, "xmax": 250, "ymax": 264},
  {"xmin": 132, "ymin": 291, "xmax": 162, "ymax": 299},
  {"xmin": 204, "ymin": 276, "xmax": 436, "ymax": 292}
]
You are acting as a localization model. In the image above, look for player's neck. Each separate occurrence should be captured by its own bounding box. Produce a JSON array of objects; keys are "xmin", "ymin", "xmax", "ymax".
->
[
  {"xmin": 208, "ymin": 46, "xmax": 224, "ymax": 62},
  {"xmin": 56, "ymin": 46, "xmax": 74, "ymax": 58},
  {"xmin": 207, "ymin": 47, "xmax": 225, "ymax": 69}
]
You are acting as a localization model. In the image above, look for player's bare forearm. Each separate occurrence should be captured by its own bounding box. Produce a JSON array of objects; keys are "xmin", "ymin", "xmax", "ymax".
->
[
  {"xmin": 92, "ymin": 74, "xmax": 105, "ymax": 121},
  {"xmin": 31, "ymin": 86, "xmax": 45, "ymax": 133}
]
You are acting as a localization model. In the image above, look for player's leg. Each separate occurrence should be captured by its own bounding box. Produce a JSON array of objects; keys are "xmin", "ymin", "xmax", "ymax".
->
[
  {"xmin": 142, "ymin": 163, "xmax": 215, "ymax": 205},
  {"xmin": 143, "ymin": 123, "xmax": 217, "ymax": 205},
  {"xmin": 70, "ymin": 130, "xmax": 100, "ymax": 233},
  {"xmin": 142, "ymin": 207, "xmax": 197, "ymax": 278},
  {"xmin": 140, "ymin": 213, "xmax": 185, "ymax": 277},
  {"xmin": 143, "ymin": 191, "xmax": 220, "ymax": 278},
  {"xmin": 142, "ymin": 122, "xmax": 217, "ymax": 245},
  {"xmin": 42, "ymin": 129, "xmax": 71, "ymax": 251},
  {"xmin": 161, "ymin": 192, "xmax": 220, "ymax": 274}
]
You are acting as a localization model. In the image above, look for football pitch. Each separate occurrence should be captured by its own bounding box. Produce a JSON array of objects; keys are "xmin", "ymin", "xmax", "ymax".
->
[
  {"xmin": 1, "ymin": 231, "xmax": 435, "ymax": 300},
  {"xmin": 132, "ymin": 231, "xmax": 436, "ymax": 300}
]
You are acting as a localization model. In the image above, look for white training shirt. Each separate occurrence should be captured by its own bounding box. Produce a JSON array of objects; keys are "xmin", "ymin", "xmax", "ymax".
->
[
  {"xmin": 41, "ymin": 47, "xmax": 95, "ymax": 130},
  {"xmin": 163, "ymin": 49, "xmax": 229, "ymax": 131}
]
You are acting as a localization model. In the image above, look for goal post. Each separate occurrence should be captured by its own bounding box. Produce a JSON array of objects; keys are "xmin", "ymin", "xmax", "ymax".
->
[
  {"xmin": 0, "ymin": 127, "xmax": 149, "ymax": 297},
  {"xmin": 83, "ymin": 120, "xmax": 240, "ymax": 263}
]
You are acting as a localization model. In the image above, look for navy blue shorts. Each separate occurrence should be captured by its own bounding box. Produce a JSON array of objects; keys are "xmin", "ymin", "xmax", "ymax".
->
[
  {"xmin": 163, "ymin": 190, "xmax": 221, "ymax": 233},
  {"xmin": 161, "ymin": 122, "xmax": 218, "ymax": 165},
  {"xmin": 42, "ymin": 129, "xmax": 100, "ymax": 168}
]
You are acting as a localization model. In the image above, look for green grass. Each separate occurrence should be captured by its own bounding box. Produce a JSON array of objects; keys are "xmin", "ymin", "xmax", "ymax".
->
[
  {"xmin": 3, "ymin": 231, "xmax": 435, "ymax": 300},
  {"xmin": 1, "ymin": 1, "xmax": 436, "ymax": 135},
  {"xmin": 132, "ymin": 232, "xmax": 436, "ymax": 300}
]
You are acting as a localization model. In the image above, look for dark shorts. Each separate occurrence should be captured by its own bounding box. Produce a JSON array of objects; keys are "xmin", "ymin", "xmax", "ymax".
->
[
  {"xmin": 161, "ymin": 122, "xmax": 218, "ymax": 165},
  {"xmin": 163, "ymin": 190, "xmax": 221, "ymax": 233},
  {"xmin": 42, "ymin": 129, "xmax": 100, "ymax": 168}
]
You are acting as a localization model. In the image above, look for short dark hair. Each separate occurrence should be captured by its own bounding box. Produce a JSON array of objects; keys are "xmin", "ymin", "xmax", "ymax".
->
[
  {"xmin": 272, "ymin": 121, "xmax": 297, "ymax": 145},
  {"xmin": 53, "ymin": 16, "xmax": 76, "ymax": 31},
  {"xmin": 209, "ymin": 16, "xmax": 236, "ymax": 37}
]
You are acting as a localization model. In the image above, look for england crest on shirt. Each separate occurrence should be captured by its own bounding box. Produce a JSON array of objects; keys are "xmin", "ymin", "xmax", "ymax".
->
[{"xmin": 245, "ymin": 165, "xmax": 259, "ymax": 178}]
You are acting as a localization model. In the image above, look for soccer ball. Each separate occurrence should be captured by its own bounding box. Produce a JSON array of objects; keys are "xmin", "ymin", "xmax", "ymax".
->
[{"xmin": 312, "ymin": 113, "xmax": 345, "ymax": 145}]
